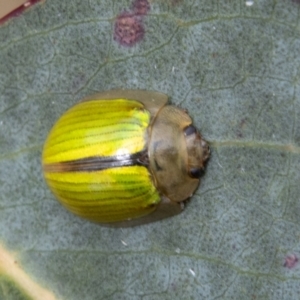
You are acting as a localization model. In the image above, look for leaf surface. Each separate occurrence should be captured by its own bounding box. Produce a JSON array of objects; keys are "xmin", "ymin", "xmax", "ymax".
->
[{"xmin": 0, "ymin": 0, "xmax": 300, "ymax": 299}]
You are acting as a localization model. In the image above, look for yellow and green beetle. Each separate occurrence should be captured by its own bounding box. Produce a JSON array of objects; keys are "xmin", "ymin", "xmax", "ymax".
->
[{"xmin": 42, "ymin": 90, "xmax": 210, "ymax": 226}]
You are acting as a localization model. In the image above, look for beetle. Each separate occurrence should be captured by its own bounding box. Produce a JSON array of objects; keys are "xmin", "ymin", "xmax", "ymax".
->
[{"xmin": 42, "ymin": 90, "xmax": 210, "ymax": 226}]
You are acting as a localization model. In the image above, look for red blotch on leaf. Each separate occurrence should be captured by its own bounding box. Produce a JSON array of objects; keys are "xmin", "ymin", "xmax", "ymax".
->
[
  {"xmin": 114, "ymin": 12, "xmax": 145, "ymax": 47},
  {"xmin": 284, "ymin": 254, "xmax": 298, "ymax": 269},
  {"xmin": 132, "ymin": 0, "xmax": 150, "ymax": 15}
]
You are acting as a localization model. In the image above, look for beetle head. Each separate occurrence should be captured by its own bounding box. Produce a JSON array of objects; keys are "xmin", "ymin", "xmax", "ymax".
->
[{"xmin": 148, "ymin": 105, "xmax": 210, "ymax": 202}]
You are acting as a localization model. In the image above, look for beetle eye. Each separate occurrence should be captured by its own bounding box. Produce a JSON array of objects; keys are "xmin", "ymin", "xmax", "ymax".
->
[
  {"xmin": 189, "ymin": 167, "xmax": 205, "ymax": 179},
  {"xmin": 184, "ymin": 125, "xmax": 197, "ymax": 136}
]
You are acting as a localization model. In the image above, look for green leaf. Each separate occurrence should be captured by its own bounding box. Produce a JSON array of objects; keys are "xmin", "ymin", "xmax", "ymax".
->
[{"xmin": 1, "ymin": 0, "xmax": 300, "ymax": 299}]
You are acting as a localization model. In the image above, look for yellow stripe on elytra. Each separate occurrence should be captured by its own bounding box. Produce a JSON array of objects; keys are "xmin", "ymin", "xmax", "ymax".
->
[
  {"xmin": 44, "ymin": 166, "xmax": 160, "ymax": 223},
  {"xmin": 43, "ymin": 99, "xmax": 150, "ymax": 164},
  {"xmin": 44, "ymin": 129, "xmax": 144, "ymax": 163},
  {"xmin": 57, "ymin": 99, "xmax": 145, "ymax": 125},
  {"xmin": 49, "ymin": 109, "xmax": 148, "ymax": 140}
]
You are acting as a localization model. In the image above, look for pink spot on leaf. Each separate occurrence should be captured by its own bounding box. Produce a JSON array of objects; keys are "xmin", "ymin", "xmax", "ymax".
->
[
  {"xmin": 132, "ymin": 0, "xmax": 150, "ymax": 15},
  {"xmin": 284, "ymin": 254, "xmax": 298, "ymax": 269},
  {"xmin": 114, "ymin": 12, "xmax": 145, "ymax": 47}
]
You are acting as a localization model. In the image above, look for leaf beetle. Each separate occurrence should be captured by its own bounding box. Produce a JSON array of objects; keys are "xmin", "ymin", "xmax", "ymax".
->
[{"xmin": 42, "ymin": 90, "xmax": 210, "ymax": 226}]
